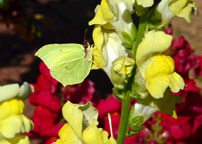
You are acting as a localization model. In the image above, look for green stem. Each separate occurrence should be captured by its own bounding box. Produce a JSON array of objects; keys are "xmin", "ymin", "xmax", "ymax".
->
[
  {"xmin": 133, "ymin": 10, "xmax": 148, "ymax": 59},
  {"xmin": 117, "ymin": 66, "xmax": 136, "ymax": 144},
  {"xmin": 117, "ymin": 9, "xmax": 148, "ymax": 144}
]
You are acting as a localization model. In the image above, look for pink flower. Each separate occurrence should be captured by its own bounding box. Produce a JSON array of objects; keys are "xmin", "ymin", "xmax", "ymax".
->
[{"xmin": 164, "ymin": 28, "xmax": 173, "ymax": 35}]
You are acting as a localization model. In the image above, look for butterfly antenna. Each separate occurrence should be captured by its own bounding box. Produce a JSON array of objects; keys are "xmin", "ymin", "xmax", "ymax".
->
[
  {"xmin": 108, "ymin": 113, "xmax": 114, "ymax": 138},
  {"xmin": 83, "ymin": 28, "xmax": 88, "ymax": 48}
]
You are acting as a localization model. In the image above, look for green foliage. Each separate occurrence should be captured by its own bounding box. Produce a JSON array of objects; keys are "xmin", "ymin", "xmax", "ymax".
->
[
  {"xmin": 127, "ymin": 115, "xmax": 144, "ymax": 137},
  {"xmin": 0, "ymin": 0, "xmax": 7, "ymax": 8},
  {"xmin": 36, "ymin": 44, "xmax": 92, "ymax": 86}
]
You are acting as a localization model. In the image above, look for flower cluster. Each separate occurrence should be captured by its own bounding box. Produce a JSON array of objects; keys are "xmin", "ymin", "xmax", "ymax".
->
[
  {"xmin": 0, "ymin": 82, "xmax": 33, "ymax": 144},
  {"xmin": 96, "ymin": 36, "xmax": 202, "ymax": 144},
  {"xmin": 33, "ymin": 0, "xmax": 197, "ymax": 143}
]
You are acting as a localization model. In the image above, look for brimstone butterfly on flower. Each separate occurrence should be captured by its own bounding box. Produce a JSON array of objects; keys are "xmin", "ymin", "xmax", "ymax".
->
[{"xmin": 35, "ymin": 44, "xmax": 92, "ymax": 86}]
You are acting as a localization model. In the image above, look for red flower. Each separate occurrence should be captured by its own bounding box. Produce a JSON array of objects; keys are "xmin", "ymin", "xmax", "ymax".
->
[
  {"xmin": 45, "ymin": 137, "xmax": 58, "ymax": 144},
  {"xmin": 175, "ymin": 80, "xmax": 202, "ymax": 116},
  {"xmin": 39, "ymin": 62, "xmax": 58, "ymax": 86},
  {"xmin": 29, "ymin": 91, "xmax": 61, "ymax": 113},
  {"xmin": 63, "ymin": 79, "xmax": 94, "ymax": 104},
  {"xmin": 30, "ymin": 106, "xmax": 63, "ymax": 138},
  {"xmin": 171, "ymin": 37, "xmax": 197, "ymax": 79},
  {"xmin": 96, "ymin": 95, "xmax": 122, "ymax": 119}
]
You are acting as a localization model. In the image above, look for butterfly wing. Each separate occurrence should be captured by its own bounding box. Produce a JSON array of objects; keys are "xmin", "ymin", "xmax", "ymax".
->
[{"xmin": 36, "ymin": 44, "xmax": 92, "ymax": 86}]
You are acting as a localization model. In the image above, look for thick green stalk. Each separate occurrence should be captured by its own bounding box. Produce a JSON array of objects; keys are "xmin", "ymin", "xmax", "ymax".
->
[
  {"xmin": 117, "ymin": 66, "xmax": 136, "ymax": 144},
  {"xmin": 117, "ymin": 9, "xmax": 148, "ymax": 144}
]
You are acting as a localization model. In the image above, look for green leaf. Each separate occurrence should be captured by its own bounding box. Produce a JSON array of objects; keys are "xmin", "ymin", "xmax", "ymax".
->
[
  {"xmin": 129, "ymin": 116, "xmax": 144, "ymax": 126},
  {"xmin": 122, "ymin": 32, "xmax": 133, "ymax": 43},
  {"xmin": 126, "ymin": 130, "xmax": 137, "ymax": 137},
  {"xmin": 130, "ymin": 125, "xmax": 144, "ymax": 132},
  {"xmin": 35, "ymin": 44, "xmax": 92, "ymax": 86},
  {"xmin": 128, "ymin": 106, "xmax": 135, "ymax": 121},
  {"xmin": 122, "ymin": 42, "xmax": 132, "ymax": 49},
  {"xmin": 130, "ymin": 24, "xmax": 137, "ymax": 41},
  {"xmin": 112, "ymin": 88, "xmax": 124, "ymax": 101}
]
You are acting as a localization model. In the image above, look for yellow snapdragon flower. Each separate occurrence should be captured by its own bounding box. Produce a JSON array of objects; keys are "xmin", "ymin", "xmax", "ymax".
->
[
  {"xmin": 54, "ymin": 101, "xmax": 116, "ymax": 144},
  {"xmin": 0, "ymin": 83, "xmax": 33, "ymax": 143},
  {"xmin": 89, "ymin": 0, "xmax": 135, "ymax": 77},
  {"xmin": 157, "ymin": 0, "xmax": 196, "ymax": 27},
  {"xmin": 136, "ymin": 31, "xmax": 184, "ymax": 99},
  {"xmin": 0, "ymin": 99, "xmax": 33, "ymax": 138}
]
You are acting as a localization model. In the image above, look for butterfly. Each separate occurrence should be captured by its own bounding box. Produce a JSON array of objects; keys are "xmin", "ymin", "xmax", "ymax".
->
[{"xmin": 35, "ymin": 43, "xmax": 93, "ymax": 86}]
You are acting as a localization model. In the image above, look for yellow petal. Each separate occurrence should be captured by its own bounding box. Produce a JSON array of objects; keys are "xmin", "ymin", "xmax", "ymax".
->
[
  {"xmin": 0, "ymin": 135, "xmax": 30, "ymax": 144},
  {"xmin": 137, "ymin": 0, "xmax": 154, "ymax": 7},
  {"xmin": 92, "ymin": 26, "xmax": 104, "ymax": 52},
  {"xmin": 145, "ymin": 55, "xmax": 174, "ymax": 79},
  {"xmin": 178, "ymin": 3, "xmax": 196, "ymax": 23},
  {"xmin": 82, "ymin": 120, "xmax": 116, "ymax": 144},
  {"xmin": 0, "ymin": 99, "xmax": 24, "ymax": 121},
  {"xmin": 146, "ymin": 74, "xmax": 170, "ymax": 99},
  {"xmin": 169, "ymin": 0, "xmax": 187, "ymax": 15},
  {"xmin": 92, "ymin": 46, "xmax": 107, "ymax": 69},
  {"xmin": 136, "ymin": 31, "xmax": 172, "ymax": 75},
  {"xmin": 145, "ymin": 55, "xmax": 184, "ymax": 98},
  {"xmin": 169, "ymin": 72, "xmax": 185, "ymax": 92},
  {"xmin": 62, "ymin": 101, "xmax": 83, "ymax": 139},
  {"xmin": 0, "ymin": 115, "xmax": 33, "ymax": 138},
  {"xmin": 54, "ymin": 123, "xmax": 82, "ymax": 144},
  {"xmin": 100, "ymin": 0, "xmax": 115, "ymax": 21},
  {"xmin": 89, "ymin": 5, "xmax": 107, "ymax": 26}
]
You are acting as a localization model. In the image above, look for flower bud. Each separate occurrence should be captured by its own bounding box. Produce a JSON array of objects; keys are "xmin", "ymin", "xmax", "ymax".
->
[{"xmin": 110, "ymin": 57, "xmax": 135, "ymax": 89}]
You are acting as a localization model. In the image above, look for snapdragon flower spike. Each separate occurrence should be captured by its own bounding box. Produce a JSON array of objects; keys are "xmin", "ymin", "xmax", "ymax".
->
[
  {"xmin": 53, "ymin": 101, "xmax": 116, "ymax": 144},
  {"xmin": 89, "ymin": 0, "xmax": 137, "ymax": 78},
  {"xmin": 92, "ymin": 26, "xmax": 127, "ymax": 78},
  {"xmin": 136, "ymin": 31, "xmax": 184, "ymax": 99},
  {"xmin": 0, "ymin": 87, "xmax": 33, "ymax": 144}
]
